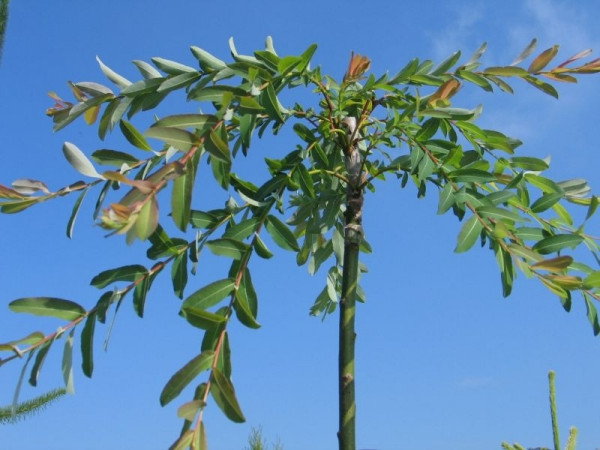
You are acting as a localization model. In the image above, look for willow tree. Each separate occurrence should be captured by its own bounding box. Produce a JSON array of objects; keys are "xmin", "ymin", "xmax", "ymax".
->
[{"xmin": 1, "ymin": 37, "xmax": 599, "ymax": 450}]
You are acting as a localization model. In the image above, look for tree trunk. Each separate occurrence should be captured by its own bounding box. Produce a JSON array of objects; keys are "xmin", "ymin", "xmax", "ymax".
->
[{"xmin": 338, "ymin": 132, "xmax": 363, "ymax": 450}]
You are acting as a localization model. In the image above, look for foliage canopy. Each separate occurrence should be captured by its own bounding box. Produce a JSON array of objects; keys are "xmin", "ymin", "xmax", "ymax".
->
[{"xmin": 1, "ymin": 36, "xmax": 599, "ymax": 449}]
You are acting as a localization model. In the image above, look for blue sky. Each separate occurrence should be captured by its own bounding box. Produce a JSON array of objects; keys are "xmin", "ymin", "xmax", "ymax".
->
[{"xmin": 1, "ymin": 1, "xmax": 600, "ymax": 449}]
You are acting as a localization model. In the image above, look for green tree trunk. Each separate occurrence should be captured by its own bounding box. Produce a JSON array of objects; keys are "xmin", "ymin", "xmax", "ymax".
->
[{"xmin": 338, "ymin": 132, "xmax": 363, "ymax": 450}]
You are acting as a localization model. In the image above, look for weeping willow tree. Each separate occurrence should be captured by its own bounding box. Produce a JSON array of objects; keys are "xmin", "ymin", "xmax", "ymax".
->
[{"xmin": 1, "ymin": 37, "xmax": 600, "ymax": 450}]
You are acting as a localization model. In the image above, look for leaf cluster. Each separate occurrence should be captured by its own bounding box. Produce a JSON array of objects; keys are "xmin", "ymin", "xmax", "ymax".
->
[{"xmin": 1, "ymin": 37, "xmax": 599, "ymax": 448}]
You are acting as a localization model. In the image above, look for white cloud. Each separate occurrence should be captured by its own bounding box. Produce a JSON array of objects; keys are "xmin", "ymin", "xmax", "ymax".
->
[
  {"xmin": 510, "ymin": 0, "xmax": 600, "ymax": 55},
  {"xmin": 427, "ymin": 3, "xmax": 485, "ymax": 60}
]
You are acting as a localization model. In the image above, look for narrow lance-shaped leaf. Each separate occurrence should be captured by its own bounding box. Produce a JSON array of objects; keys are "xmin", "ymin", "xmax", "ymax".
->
[
  {"xmin": 9, "ymin": 298, "xmax": 86, "ymax": 321},
  {"xmin": 0, "ymin": 332, "xmax": 45, "ymax": 353},
  {"xmin": 66, "ymin": 187, "xmax": 89, "ymax": 239},
  {"xmin": 265, "ymin": 215, "xmax": 300, "ymax": 251},
  {"xmin": 206, "ymin": 238, "xmax": 250, "ymax": 260},
  {"xmin": 584, "ymin": 293, "xmax": 600, "ymax": 336},
  {"xmin": 159, "ymin": 351, "xmax": 214, "ymax": 406},
  {"xmin": 61, "ymin": 329, "xmax": 75, "ymax": 394},
  {"xmin": 455, "ymin": 215, "xmax": 483, "ymax": 253},
  {"xmin": 204, "ymin": 128, "xmax": 231, "ymax": 163},
  {"xmin": 63, "ymin": 142, "xmax": 103, "ymax": 179},
  {"xmin": 81, "ymin": 312, "xmax": 96, "ymax": 378},
  {"xmin": 144, "ymin": 126, "xmax": 198, "ymax": 151},
  {"xmin": 119, "ymin": 120, "xmax": 152, "ymax": 151},
  {"xmin": 172, "ymin": 156, "xmax": 197, "ymax": 232},
  {"xmin": 91, "ymin": 264, "xmax": 147, "ymax": 289},
  {"xmin": 96, "ymin": 56, "xmax": 132, "ymax": 88},
  {"xmin": 182, "ymin": 278, "xmax": 236, "ymax": 310},
  {"xmin": 531, "ymin": 256, "xmax": 573, "ymax": 271},
  {"xmin": 511, "ymin": 38, "xmax": 538, "ymax": 66},
  {"xmin": 210, "ymin": 368, "xmax": 246, "ymax": 423},
  {"xmin": 171, "ymin": 252, "xmax": 188, "ymax": 299},
  {"xmin": 29, "ymin": 340, "xmax": 52, "ymax": 387},
  {"xmin": 528, "ymin": 45, "xmax": 559, "ymax": 73},
  {"xmin": 532, "ymin": 234, "xmax": 584, "ymax": 255}
]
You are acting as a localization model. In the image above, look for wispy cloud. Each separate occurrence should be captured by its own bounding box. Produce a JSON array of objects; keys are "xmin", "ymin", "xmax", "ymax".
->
[
  {"xmin": 427, "ymin": 3, "xmax": 485, "ymax": 60},
  {"xmin": 457, "ymin": 376, "xmax": 495, "ymax": 389},
  {"xmin": 510, "ymin": 0, "xmax": 600, "ymax": 55}
]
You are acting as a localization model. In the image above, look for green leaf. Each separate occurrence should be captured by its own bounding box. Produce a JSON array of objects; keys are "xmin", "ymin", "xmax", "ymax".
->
[
  {"xmin": 0, "ymin": 332, "xmax": 45, "ymax": 353},
  {"xmin": 206, "ymin": 238, "xmax": 250, "ymax": 260},
  {"xmin": 259, "ymin": 83, "xmax": 284, "ymax": 123},
  {"xmin": 190, "ymin": 210, "xmax": 219, "ymax": 229},
  {"xmin": 530, "ymin": 193, "xmax": 563, "ymax": 213},
  {"xmin": 223, "ymin": 218, "xmax": 259, "ymax": 241},
  {"xmin": 28, "ymin": 341, "xmax": 52, "ymax": 387},
  {"xmin": 510, "ymin": 38, "xmax": 537, "ymax": 66},
  {"xmin": 205, "ymin": 128, "xmax": 231, "ymax": 163},
  {"xmin": 0, "ymin": 199, "xmax": 40, "ymax": 214},
  {"xmin": 510, "ymin": 156, "xmax": 549, "ymax": 171},
  {"xmin": 584, "ymin": 294, "xmax": 600, "ymax": 336},
  {"xmin": 133, "ymin": 197, "xmax": 159, "ymax": 241},
  {"xmin": 96, "ymin": 56, "xmax": 131, "ymax": 88},
  {"xmin": 9, "ymin": 298, "xmax": 86, "ymax": 321},
  {"xmin": 188, "ymin": 85, "xmax": 247, "ymax": 103},
  {"xmin": 238, "ymin": 96, "xmax": 264, "ymax": 114},
  {"xmin": 90, "ymin": 264, "xmax": 147, "ymax": 289},
  {"xmin": 483, "ymin": 66, "xmax": 529, "ymax": 77},
  {"xmin": 131, "ymin": 270, "xmax": 154, "ymax": 317},
  {"xmin": 119, "ymin": 78, "xmax": 163, "ymax": 97},
  {"xmin": 448, "ymin": 169, "xmax": 496, "ymax": 183},
  {"xmin": 265, "ymin": 215, "xmax": 299, "ymax": 251},
  {"xmin": 144, "ymin": 127, "xmax": 199, "ymax": 151},
  {"xmin": 181, "ymin": 307, "xmax": 227, "ymax": 330},
  {"xmin": 81, "ymin": 312, "xmax": 96, "ymax": 378},
  {"xmin": 233, "ymin": 269, "xmax": 260, "ymax": 329},
  {"xmin": 531, "ymin": 256, "xmax": 573, "ymax": 271},
  {"xmin": 62, "ymin": 142, "xmax": 103, "ymax": 179},
  {"xmin": 495, "ymin": 246, "xmax": 514, "ymax": 297},
  {"xmin": 172, "ymin": 252, "xmax": 188, "ymax": 300},
  {"xmin": 210, "ymin": 368, "xmax": 246, "ymax": 423},
  {"xmin": 253, "ymin": 234, "xmax": 273, "ymax": 259},
  {"xmin": 172, "ymin": 158, "xmax": 196, "ymax": 232},
  {"xmin": 456, "ymin": 70, "xmax": 493, "ymax": 91},
  {"xmin": 455, "ymin": 215, "xmax": 483, "ymax": 253},
  {"xmin": 431, "ymin": 51, "xmax": 461, "ymax": 75},
  {"xmin": 524, "ymin": 174, "xmax": 564, "ymax": 194},
  {"xmin": 91, "ymin": 149, "xmax": 140, "ymax": 167},
  {"xmin": 66, "ymin": 188, "xmax": 89, "ymax": 239},
  {"xmin": 61, "ymin": 330, "xmax": 75, "ymax": 394},
  {"xmin": 296, "ymin": 164, "xmax": 315, "ymax": 199},
  {"xmin": 183, "ymin": 278, "xmax": 236, "ymax": 310},
  {"xmin": 159, "ymin": 351, "xmax": 214, "ymax": 406},
  {"xmin": 119, "ymin": 120, "xmax": 152, "ymax": 151},
  {"xmin": 582, "ymin": 271, "xmax": 600, "ymax": 288},
  {"xmin": 524, "ymin": 76, "xmax": 559, "ymax": 99},
  {"xmin": 486, "ymin": 190, "xmax": 516, "ymax": 205},
  {"xmin": 151, "ymin": 57, "xmax": 197, "ymax": 75},
  {"xmin": 477, "ymin": 206, "xmax": 527, "ymax": 222},
  {"xmin": 152, "ymin": 114, "xmax": 218, "ymax": 130},
  {"xmin": 190, "ymin": 46, "xmax": 227, "ymax": 72},
  {"xmin": 528, "ymin": 45, "xmax": 559, "ymax": 73},
  {"xmin": 132, "ymin": 59, "xmax": 162, "ymax": 79},
  {"xmin": 532, "ymin": 234, "xmax": 584, "ymax": 255},
  {"xmin": 157, "ymin": 72, "xmax": 201, "ymax": 94}
]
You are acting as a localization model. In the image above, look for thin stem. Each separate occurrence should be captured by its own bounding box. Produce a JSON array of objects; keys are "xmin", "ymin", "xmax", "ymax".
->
[{"xmin": 549, "ymin": 371, "xmax": 561, "ymax": 450}]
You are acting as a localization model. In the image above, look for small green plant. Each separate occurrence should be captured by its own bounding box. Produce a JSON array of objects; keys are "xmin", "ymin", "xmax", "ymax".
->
[
  {"xmin": 501, "ymin": 371, "xmax": 578, "ymax": 450},
  {"xmin": 245, "ymin": 426, "xmax": 284, "ymax": 450},
  {"xmin": 0, "ymin": 388, "xmax": 66, "ymax": 424}
]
